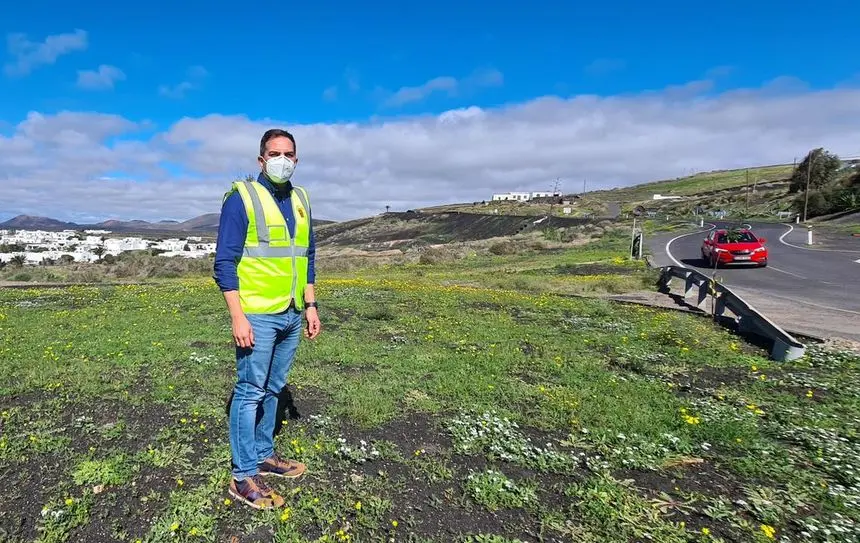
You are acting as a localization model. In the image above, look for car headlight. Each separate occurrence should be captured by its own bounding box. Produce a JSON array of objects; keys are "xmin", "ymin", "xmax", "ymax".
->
[{"xmin": 753, "ymin": 247, "xmax": 765, "ymax": 253}]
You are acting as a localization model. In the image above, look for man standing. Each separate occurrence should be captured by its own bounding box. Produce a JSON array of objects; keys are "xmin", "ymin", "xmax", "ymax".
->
[{"xmin": 214, "ymin": 128, "xmax": 322, "ymax": 510}]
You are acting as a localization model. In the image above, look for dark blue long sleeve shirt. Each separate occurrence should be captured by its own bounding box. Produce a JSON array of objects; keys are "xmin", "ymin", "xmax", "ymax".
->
[{"xmin": 213, "ymin": 172, "xmax": 316, "ymax": 292}]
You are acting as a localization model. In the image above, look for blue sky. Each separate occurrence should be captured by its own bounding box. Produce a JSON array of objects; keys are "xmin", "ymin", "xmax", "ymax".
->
[
  {"xmin": 3, "ymin": 0, "xmax": 857, "ymax": 126},
  {"xmin": 1, "ymin": 0, "xmax": 859, "ymax": 222}
]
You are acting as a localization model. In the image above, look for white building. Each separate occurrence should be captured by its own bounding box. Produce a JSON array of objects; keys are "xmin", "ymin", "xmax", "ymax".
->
[
  {"xmin": 104, "ymin": 237, "xmax": 150, "ymax": 253},
  {"xmin": 152, "ymin": 238, "xmax": 188, "ymax": 252},
  {"xmin": 0, "ymin": 228, "xmax": 215, "ymax": 267},
  {"xmin": 531, "ymin": 191, "xmax": 560, "ymax": 199},
  {"xmin": 492, "ymin": 192, "xmax": 532, "ymax": 202},
  {"xmin": 652, "ymin": 194, "xmax": 683, "ymax": 200}
]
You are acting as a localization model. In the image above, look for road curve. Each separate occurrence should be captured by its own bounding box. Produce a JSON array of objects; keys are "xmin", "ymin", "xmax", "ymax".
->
[{"xmin": 649, "ymin": 221, "xmax": 860, "ymax": 341}]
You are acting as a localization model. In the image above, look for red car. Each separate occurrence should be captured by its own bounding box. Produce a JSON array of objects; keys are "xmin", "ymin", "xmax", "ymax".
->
[{"xmin": 701, "ymin": 228, "xmax": 768, "ymax": 268}]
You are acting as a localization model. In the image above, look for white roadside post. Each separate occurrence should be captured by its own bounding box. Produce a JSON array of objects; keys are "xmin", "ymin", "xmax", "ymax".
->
[{"xmin": 807, "ymin": 226, "xmax": 813, "ymax": 246}]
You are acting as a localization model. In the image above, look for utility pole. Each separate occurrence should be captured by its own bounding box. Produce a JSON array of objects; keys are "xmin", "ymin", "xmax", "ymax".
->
[
  {"xmin": 582, "ymin": 179, "xmax": 587, "ymax": 195},
  {"xmin": 547, "ymin": 177, "xmax": 562, "ymax": 229},
  {"xmin": 745, "ymin": 169, "xmax": 750, "ymax": 214},
  {"xmin": 802, "ymin": 151, "xmax": 815, "ymax": 223}
]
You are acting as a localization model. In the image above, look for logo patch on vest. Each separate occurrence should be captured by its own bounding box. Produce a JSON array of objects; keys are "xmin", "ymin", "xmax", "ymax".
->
[{"xmin": 297, "ymin": 207, "xmax": 305, "ymax": 219}]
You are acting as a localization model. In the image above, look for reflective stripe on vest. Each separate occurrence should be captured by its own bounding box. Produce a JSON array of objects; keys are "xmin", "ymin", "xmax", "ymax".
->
[{"xmin": 243, "ymin": 246, "xmax": 309, "ymax": 258}]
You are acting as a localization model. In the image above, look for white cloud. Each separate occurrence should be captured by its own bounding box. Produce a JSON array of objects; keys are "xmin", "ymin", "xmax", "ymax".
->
[
  {"xmin": 76, "ymin": 64, "xmax": 126, "ymax": 90},
  {"xmin": 383, "ymin": 68, "xmax": 504, "ymax": 108},
  {"xmin": 2, "ymin": 76, "xmax": 860, "ymax": 224},
  {"xmin": 4, "ymin": 29, "xmax": 88, "ymax": 77},
  {"xmin": 158, "ymin": 65, "xmax": 208, "ymax": 99}
]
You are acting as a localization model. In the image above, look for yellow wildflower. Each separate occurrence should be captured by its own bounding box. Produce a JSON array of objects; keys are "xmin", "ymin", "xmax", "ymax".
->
[{"xmin": 760, "ymin": 524, "xmax": 776, "ymax": 539}]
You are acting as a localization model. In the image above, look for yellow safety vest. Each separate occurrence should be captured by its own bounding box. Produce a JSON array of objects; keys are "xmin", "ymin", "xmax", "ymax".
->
[{"xmin": 224, "ymin": 179, "xmax": 311, "ymax": 314}]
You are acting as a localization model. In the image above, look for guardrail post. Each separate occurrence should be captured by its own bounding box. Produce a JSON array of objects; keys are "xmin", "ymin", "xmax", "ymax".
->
[
  {"xmin": 657, "ymin": 270, "xmax": 671, "ymax": 292},
  {"xmin": 684, "ymin": 273, "xmax": 696, "ymax": 299},
  {"xmin": 713, "ymin": 292, "xmax": 727, "ymax": 317},
  {"xmin": 696, "ymin": 280, "xmax": 709, "ymax": 308}
]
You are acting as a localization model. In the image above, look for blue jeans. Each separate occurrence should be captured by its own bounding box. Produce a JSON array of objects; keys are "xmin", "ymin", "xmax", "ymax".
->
[{"xmin": 229, "ymin": 309, "xmax": 303, "ymax": 479}]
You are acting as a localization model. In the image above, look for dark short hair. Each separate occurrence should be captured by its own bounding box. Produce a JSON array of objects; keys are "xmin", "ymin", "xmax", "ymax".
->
[{"xmin": 259, "ymin": 129, "xmax": 296, "ymax": 157}]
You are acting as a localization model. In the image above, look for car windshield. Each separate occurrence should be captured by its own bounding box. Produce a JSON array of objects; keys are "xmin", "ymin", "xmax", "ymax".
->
[{"xmin": 716, "ymin": 231, "xmax": 757, "ymax": 243}]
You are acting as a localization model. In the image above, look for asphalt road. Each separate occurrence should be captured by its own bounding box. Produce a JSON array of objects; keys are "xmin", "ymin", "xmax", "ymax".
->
[{"xmin": 649, "ymin": 221, "xmax": 860, "ymax": 331}]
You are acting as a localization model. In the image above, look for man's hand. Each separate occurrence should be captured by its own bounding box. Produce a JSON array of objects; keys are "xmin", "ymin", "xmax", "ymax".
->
[
  {"xmin": 232, "ymin": 314, "xmax": 255, "ymax": 348},
  {"xmin": 304, "ymin": 307, "xmax": 321, "ymax": 339}
]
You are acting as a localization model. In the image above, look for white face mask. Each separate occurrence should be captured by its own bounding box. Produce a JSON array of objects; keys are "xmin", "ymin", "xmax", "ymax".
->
[{"xmin": 264, "ymin": 156, "xmax": 296, "ymax": 184}]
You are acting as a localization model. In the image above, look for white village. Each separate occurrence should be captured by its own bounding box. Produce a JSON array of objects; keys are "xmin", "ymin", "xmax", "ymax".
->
[{"xmin": 0, "ymin": 229, "xmax": 216, "ymax": 265}]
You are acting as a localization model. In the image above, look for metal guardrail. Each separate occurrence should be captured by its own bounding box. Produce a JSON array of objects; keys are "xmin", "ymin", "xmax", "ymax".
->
[{"xmin": 657, "ymin": 265, "xmax": 806, "ymax": 362}]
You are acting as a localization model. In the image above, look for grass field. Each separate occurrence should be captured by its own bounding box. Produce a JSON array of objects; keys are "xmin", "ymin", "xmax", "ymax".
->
[
  {"xmin": 1, "ymin": 237, "xmax": 859, "ymax": 543},
  {"xmin": 588, "ymin": 165, "xmax": 795, "ymax": 203}
]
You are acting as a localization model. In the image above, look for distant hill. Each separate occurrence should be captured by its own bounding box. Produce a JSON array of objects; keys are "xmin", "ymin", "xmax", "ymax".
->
[
  {"xmin": 0, "ymin": 214, "xmax": 335, "ymax": 234},
  {"xmin": 314, "ymin": 211, "xmax": 592, "ymax": 248},
  {"xmin": 585, "ymin": 164, "xmax": 796, "ymax": 203},
  {"xmin": 0, "ymin": 215, "xmax": 79, "ymax": 230}
]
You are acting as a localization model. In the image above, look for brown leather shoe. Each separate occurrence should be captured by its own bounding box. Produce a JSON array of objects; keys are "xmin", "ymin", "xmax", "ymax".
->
[
  {"xmin": 258, "ymin": 453, "xmax": 306, "ymax": 479},
  {"xmin": 228, "ymin": 475, "xmax": 286, "ymax": 509}
]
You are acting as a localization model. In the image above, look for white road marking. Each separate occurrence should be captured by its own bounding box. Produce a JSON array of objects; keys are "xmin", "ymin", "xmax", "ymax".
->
[
  {"xmin": 855, "ymin": 258, "xmax": 860, "ymax": 264},
  {"xmin": 779, "ymin": 223, "xmax": 860, "ymax": 254},
  {"xmin": 765, "ymin": 265, "xmax": 807, "ymax": 280},
  {"xmin": 740, "ymin": 290, "xmax": 860, "ymax": 317},
  {"xmin": 665, "ymin": 223, "xmax": 715, "ymax": 267}
]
